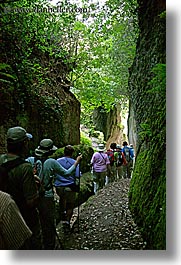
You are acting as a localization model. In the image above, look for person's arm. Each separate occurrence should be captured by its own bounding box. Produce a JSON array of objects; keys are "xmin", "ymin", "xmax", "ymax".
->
[
  {"xmin": 75, "ymin": 164, "xmax": 81, "ymax": 177},
  {"xmin": 130, "ymin": 148, "xmax": 134, "ymax": 159},
  {"xmin": 105, "ymin": 154, "xmax": 112, "ymax": 174},
  {"xmin": 90, "ymin": 153, "xmax": 95, "ymax": 165},
  {"xmin": 122, "ymin": 152, "xmax": 128, "ymax": 165},
  {"xmin": 54, "ymin": 155, "xmax": 82, "ymax": 176},
  {"xmin": 107, "ymin": 164, "xmax": 113, "ymax": 177}
]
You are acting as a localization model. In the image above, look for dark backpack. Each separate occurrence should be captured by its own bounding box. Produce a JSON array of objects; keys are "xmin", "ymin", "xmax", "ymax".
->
[
  {"xmin": 106, "ymin": 149, "xmax": 115, "ymax": 166},
  {"xmin": 0, "ymin": 158, "xmax": 26, "ymax": 192},
  {"xmin": 124, "ymin": 147, "xmax": 131, "ymax": 162},
  {"xmin": 33, "ymin": 158, "xmax": 53, "ymax": 197},
  {"xmin": 116, "ymin": 151, "xmax": 124, "ymax": 167},
  {"xmin": 32, "ymin": 158, "xmax": 46, "ymax": 197}
]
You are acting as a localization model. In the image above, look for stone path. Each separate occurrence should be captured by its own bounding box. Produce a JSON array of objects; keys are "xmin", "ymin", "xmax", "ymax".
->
[{"xmin": 55, "ymin": 179, "xmax": 146, "ymax": 250}]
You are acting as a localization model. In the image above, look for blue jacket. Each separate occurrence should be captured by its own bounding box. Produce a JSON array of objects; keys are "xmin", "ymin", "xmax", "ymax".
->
[{"xmin": 54, "ymin": 157, "xmax": 81, "ymax": 187}]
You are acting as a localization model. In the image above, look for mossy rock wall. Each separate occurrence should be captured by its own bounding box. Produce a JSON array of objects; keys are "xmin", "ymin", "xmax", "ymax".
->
[
  {"xmin": 27, "ymin": 89, "xmax": 80, "ymax": 151},
  {"xmin": 93, "ymin": 104, "xmax": 124, "ymax": 148},
  {"xmin": 128, "ymin": 0, "xmax": 166, "ymax": 249},
  {"xmin": 0, "ymin": 87, "xmax": 80, "ymax": 153}
]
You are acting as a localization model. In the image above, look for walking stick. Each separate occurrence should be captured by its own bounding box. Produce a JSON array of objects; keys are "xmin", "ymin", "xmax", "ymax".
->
[{"xmin": 53, "ymin": 224, "xmax": 64, "ymax": 249}]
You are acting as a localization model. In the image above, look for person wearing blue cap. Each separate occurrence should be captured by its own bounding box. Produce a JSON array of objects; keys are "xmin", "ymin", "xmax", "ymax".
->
[{"xmin": 0, "ymin": 126, "xmax": 42, "ymax": 249}]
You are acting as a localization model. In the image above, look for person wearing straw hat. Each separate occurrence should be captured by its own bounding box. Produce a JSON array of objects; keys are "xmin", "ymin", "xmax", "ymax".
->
[
  {"xmin": 33, "ymin": 138, "xmax": 82, "ymax": 249},
  {"xmin": 90, "ymin": 143, "xmax": 110, "ymax": 194}
]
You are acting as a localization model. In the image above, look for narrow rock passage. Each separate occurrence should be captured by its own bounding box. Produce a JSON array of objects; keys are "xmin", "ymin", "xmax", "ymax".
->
[{"xmin": 56, "ymin": 179, "xmax": 146, "ymax": 250}]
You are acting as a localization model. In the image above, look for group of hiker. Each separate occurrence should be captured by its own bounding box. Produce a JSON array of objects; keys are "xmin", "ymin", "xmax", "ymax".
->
[
  {"xmin": 0, "ymin": 126, "xmax": 82, "ymax": 250},
  {"xmin": 0, "ymin": 125, "xmax": 135, "ymax": 250},
  {"xmin": 90, "ymin": 141, "xmax": 135, "ymax": 194}
]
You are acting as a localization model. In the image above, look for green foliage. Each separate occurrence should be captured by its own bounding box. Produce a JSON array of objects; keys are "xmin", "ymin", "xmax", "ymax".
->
[
  {"xmin": 0, "ymin": 63, "xmax": 17, "ymax": 87},
  {"xmin": 159, "ymin": 11, "xmax": 166, "ymax": 19},
  {"xmin": 1, "ymin": 0, "xmax": 138, "ymax": 126},
  {"xmin": 1, "ymin": 0, "xmax": 78, "ymax": 96},
  {"xmin": 16, "ymin": 113, "xmax": 29, "ymax": 128},
  {"xmin": 68, "ymin": 0, "xmax": 138, "ymax": 122},
  {"xmin": 139, "ymin": 122, "xmax": 152, "ymax": 141},
  {"xmin": 80, "ymin": 132, "xmax": 92, "ymax": 146}
]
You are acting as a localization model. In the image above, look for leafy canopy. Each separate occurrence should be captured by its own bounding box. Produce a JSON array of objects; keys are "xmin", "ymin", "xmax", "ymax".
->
[{"xmin": 1, "ymin": 0, "xmax": 138, "ymax": 124}]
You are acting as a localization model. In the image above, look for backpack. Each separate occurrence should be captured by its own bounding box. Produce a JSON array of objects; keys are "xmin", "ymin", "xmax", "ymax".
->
[
  {"xmin": 124, "ymin": 147, "xmax": 131, "ymax": 162},
  {"xmin": 106, "ymin": 149, "xmax": 115, "ymax": 166},
  {"xmin": 0, "ymin": 158, "xmax": 26, "ymax": 192},
  {"xmin": 27, "ymin": 156, "xmax": 42, "ymax": 176},
  {"xmin": 116, "ymin": 151, "xmax": 124, "ymax": 167},
  {"xmin": 34, "ymin": 158, "xmax": 53, "ymax": 197},
  {"xmin": 33, "ymin": 158, "xmax": 46, "ymax": 197},
  {"xmin": 26, "ymin": 156, "xmax": 46, "ymax": 196}
]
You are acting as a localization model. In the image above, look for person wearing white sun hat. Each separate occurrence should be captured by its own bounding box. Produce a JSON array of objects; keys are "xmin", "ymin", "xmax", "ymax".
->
[{"xmin": 90, "ymin": 143, "xmax": 110, "ymax": 194}]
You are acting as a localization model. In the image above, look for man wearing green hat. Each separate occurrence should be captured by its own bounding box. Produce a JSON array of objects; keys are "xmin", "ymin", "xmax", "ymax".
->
[{"xmin": 0, "ymin": 126, "xmax": 42, "ymax": 249}]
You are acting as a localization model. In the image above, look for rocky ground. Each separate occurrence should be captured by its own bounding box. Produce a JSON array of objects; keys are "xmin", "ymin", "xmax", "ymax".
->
[{"xmin": 55, "ymin": 179, "xmax": 147, "ymax": 250}]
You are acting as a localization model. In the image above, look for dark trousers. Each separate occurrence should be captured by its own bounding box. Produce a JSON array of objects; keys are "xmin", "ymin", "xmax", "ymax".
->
[
  {"xmin": 38, "ymin": 196, "xmax": 55, "ymax": 250},
  {"xmin": 21, "ymin": 208, "xmax": 42, "ymax": 250},
  {"xmin": 56, "ymin": 187, "xmax": 76, "ymax": 224},
  {"xmin": 123, "ymin": 162, "xmax": 132, "ymax": 178},
  {"xmin": 93, "ymin": 171, "xmax": 107, "ymax": 194}
]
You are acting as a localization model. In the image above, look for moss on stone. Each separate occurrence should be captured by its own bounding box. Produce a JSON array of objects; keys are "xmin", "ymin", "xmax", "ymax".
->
[{"xmin": 129, "ymin": 145, "xmax": 166, "ymax": 249}]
